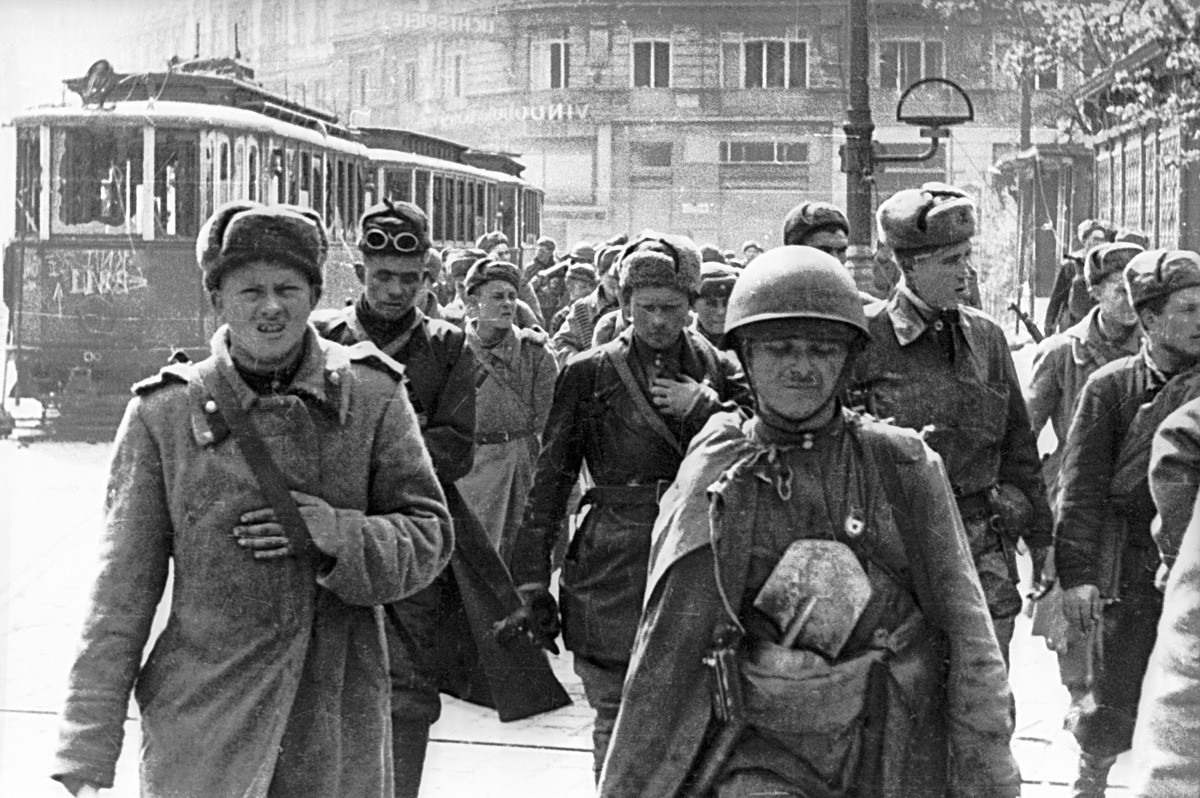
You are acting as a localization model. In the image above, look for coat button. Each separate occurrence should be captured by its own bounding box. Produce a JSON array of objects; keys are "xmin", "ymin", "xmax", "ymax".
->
[
  {"xmin": 204, "ymin": 400, "xmax": 218, "ymax": 414},
  {"xmin": 328, "ymin": 371, "xmax": 341, "ymax": 384}
]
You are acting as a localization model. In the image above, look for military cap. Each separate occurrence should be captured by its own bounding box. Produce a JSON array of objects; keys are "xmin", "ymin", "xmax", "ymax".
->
[
  {"xmin": 447, "ymin": 248, "xmax": 487, "ymax": 282},
  {"xmin": 465, "ymin": 257, "xmax": 522, "ymax": 295},
  {"xmin": 359, "ymin": 200, "xmax": 431, "ymax": 257},
  {"xmin": 877, "ymin": 182, "xmax": 976, "ymax": 256},
  {"xmin": 618, "ymin": 232, "xmax": 703, "ymax": 299},
  {"xmin": 536, "ymin": 236, "xmax": 557, "ymax": 250},
  {"xmin": 198, "ymin": 201, "xmax": 327, "ymax": 291},
  {"xmin": 1078, "ymin": 218, "xmax": 1116, "ymax": 246},
  {"xmin": 1085, "ymin": 242, "xmax": 1143, "ymax": 288},
  {"xmin": 698, "ymin": 262, "xmax": 739, "ymax": 298},
  {"xmin": 741, "ymin": 239, "xmax": 764, "ymax": 254},
  {"xmin": 476, "ymin": 230, "xmax": 510, "ymax": 253},
  {"xmin": 568, "ymin": 241, "xmax": 597, "ymax": 264},
  {"xmin": 595, "ymin": 245, "xmax": 622, "ymax": 276},
  {"xmin": 700, "ymin": 244, "xmax": 727, "ymax": 264},
  {"xmin": 1115, "ymin": 228, "xmax": 1150, "ymax": 249},
  {"xmin": 783, "ymin": 201, "xmax": 850, "ymax": 246},
  {"xmin": 566, "ymin": 263, "xmax": 598, "ymax": 284},
  {"xmin": 1125, "ymin": 249, "xmax": 1200, "ymax": 310}
]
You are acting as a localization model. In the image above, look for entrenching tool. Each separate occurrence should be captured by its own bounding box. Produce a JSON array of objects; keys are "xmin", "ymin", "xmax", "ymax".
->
[{"xmin": 753, "ymin": 539, "xmax": 874, "ymax": 658}]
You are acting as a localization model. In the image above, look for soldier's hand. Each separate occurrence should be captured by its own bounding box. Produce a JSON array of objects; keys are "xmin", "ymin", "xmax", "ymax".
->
[
  {"xmin": 651, "ymin": 375, "xmax": 716, "ymax": 419},
  {"xmin": 233, "ymin": 507, "xmax": 292, "ymax": 559},
  {"xmin": 1062, "ymin": 584, "xmax": 1102, "ymax": 634},
  {"xmin": 291, "ymin": 490, "xmax": 337, "ymax": 555},
  {"xmin": 1029, "ymin": 545, "xmax": 1051, "ymax": 587},
  {"xmin": 515, "ymin": 583, "xmax": 562, "ymax": 654}
]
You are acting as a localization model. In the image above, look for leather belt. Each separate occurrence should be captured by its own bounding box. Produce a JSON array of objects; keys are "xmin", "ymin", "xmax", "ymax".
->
[
  {"xmin": 581, "ymin": 480, "xmax": 673, "ymax": 507},
  {"xmin": 475, "ymin": 429, "xmax": 533, "ymax": 445}
]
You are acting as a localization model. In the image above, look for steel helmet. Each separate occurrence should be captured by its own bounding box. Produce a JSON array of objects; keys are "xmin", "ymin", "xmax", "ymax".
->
[{"xmin": 725, "ymin": 245, "xmax": 869, "ymax": 339}]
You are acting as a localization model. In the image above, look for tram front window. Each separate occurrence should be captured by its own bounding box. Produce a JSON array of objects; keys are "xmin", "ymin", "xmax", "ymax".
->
[{"xmin": 52, "ymin": 127, "xmax": 143, "ymax": 234}]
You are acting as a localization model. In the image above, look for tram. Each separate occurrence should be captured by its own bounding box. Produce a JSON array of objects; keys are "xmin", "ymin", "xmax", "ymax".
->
[{"xmin": 2, "ymin": 58, "xmax": 543, "ymax": 430}]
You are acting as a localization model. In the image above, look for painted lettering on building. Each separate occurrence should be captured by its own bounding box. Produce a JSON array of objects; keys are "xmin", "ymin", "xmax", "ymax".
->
[
  {"xmin": 398, "ymin": 11, "xmax": 497, "ymax": 36},
  {"xmin": 46, "ymin": 249, "xmax": 148, "ymax": 305},
  {"xmin": 433, "ymin": 102, "xmax": 592, "ymax": 129}
]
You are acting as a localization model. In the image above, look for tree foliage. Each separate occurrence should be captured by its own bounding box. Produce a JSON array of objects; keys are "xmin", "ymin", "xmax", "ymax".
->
[{"xmin": 925, "ymin": 0, "xmax": 1200, "ymax": 140}]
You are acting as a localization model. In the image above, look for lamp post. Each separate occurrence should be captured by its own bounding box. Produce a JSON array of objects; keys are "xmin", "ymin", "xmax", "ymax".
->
[{"xmin": 842, "ymin": 0, "xmax": 974, "ymax": 291}]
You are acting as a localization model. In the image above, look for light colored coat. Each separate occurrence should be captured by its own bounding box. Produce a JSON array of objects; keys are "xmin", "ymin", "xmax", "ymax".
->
[{"xmin": 52, "ymin": 328, "xmax": 452, "ymax": 797}]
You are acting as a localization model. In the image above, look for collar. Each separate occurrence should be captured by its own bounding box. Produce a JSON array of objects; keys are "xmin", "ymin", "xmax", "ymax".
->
[
  {"xmin": 209, "ymin": 325, "xmax": 343, "ymax": 413},
  {"xmin": 1142, "ymin": 341, "xmax": 1176, "ymax": 390},
  {"xmin": 466, "ymin": 320, "xmax": 520, "ymax": 366},
  {"xmin": 1069, "ymin": 305, "xmax": 1140, "ymax": 365},
  {"xmin": 886, "ymin": 278, "xmax": 977, "ymax": 352}
]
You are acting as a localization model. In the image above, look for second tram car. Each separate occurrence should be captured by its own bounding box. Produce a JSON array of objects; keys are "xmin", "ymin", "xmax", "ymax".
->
[{"xmin": 3, "ymin": 58, "xmax": 543, "ymax": 430}]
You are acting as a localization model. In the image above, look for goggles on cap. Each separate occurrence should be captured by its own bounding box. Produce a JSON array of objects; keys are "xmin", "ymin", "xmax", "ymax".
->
[{"xmin": 362, "ymin": 227, "xmax": 423, "ymax": 254}]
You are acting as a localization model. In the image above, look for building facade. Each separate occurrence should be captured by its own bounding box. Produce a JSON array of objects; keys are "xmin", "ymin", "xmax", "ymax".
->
[{"xmin": 113, "ymin": 0, "xmax": 1067, "ymax": 268}]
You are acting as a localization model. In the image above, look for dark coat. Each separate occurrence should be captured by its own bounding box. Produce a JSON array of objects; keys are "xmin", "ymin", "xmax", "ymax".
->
[
  {"xmin": 511, "ymin": 326, "xmax": 750, "ymax": 662},
  {"xmin": 313, "ymin": 303, "xmax": 568, "ymax": 718},
  {"xmin": 599, "ymin": 411, "xmax": 1019, "ymax": 797},
  {"xmin": 1149, "ymin": 396, "xmax": 1200, "ymax": 580},
  {"xmin": 52, "ymin": 329, "xmax": 453, "ymax": 797},
  {"xmin": 1130, "ymin": 489, "xmax": 1200, "ymax": 797}
]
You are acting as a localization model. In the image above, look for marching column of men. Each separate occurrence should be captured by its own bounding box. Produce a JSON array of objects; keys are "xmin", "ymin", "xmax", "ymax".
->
[{"xmin": 52, "ymin": 180, "xmax": 1200, "ymax": 798}]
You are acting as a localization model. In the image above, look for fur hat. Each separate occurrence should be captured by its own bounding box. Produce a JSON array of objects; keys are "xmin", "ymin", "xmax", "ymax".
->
[
  {"xmin": 475, "ymin": 230, "xmax": 510, "ymax": 253},
  {"xmin": 1077, "ymin": 218, "xmax": 1116, "ymax": 246},
  {"xmin": 783, "ymin": 201, "xmax": 849, "ymax": 245},
  {"xmin": 465, "ymin": 257, "xmax": 522, "ymax": 295},
  {"xmin": 1085, "ymin": 242, "xmax": 1143, "ymax": 288},
  {"xmin": 698, "ymin": 263, "xmax": 739, "ymax": 298},
  {"xmin": 198, "ymin": 201, "xmax": 327, "ymax": 291},
  {"xmin": 595, "ymin": 245, "xmax": 622, "ymax": 277},
  {"xmin": 700, "ymin": 244, "xmax": 726, "ymax": 264},
  {"xmin": 877, "ymin": 182, "xmax": 976, "ymax": 256},
  {"xmin": 447, "ymin": 248, "xmax": 487, "ymax": 282},
  {"xmin": 566, "ymin": 263, "xmax": 598, "ymax": 284},
  {"xmin": 618, "ymin": 233, "xmax": 703, "ymax": 299},
  {"xmin": 741, "ymin": 239, "xmax": 764, "ymax": 254},
  {"xmin": 536, "ymin": 236, "xmax": 557, "ymax": 250},
  {"xmin": 568, "ymin": 241, "xmax": 597, "ymax": 264},
  {"xmin": 1125, "ymin": 249, "xmax": 1200, "ymax": 310},
  {"xmin": 359, "ymin": 200, "xmax": 431, "ymax": 256}
]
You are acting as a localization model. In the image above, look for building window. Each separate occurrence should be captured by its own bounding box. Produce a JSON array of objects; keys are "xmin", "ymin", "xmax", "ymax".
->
[
  {"xmin": 404, "ymin": 61, "xmax": 417, "ymax": 103},
  {"xmin": 550, "ymin": 40, "xmax": 571, "ymax": 89},
  {"xmin": 632, "ymin": 142, "xmax": 673, "ymax": 168},
  {"xmin": 359, "ymin": 68, "xmax": 369, "ymax": 106},
  {"xmin": 633, "ymin": 40, "xmax": 671, "ymax": 88},
  {"xmin": 719, "ymin": 141, "xmax": 809, "ymax": 163},
  {"xmin": 1033, "ymin": 64, "xmax": 1059, "ymax": 90},
  {"xmin": 742, "ymin": 40, "xmax": 808, "ymax": 88},
  {"xmin": 452, "ymin": 54, "xmax": 464, "ymax": 98},
  {"xmin": 879, "ymin": 40, "xmax": 944, "ymax": 89}
]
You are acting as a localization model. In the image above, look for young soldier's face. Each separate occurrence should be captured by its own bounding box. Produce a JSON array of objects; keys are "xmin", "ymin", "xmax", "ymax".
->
[
  {"xmin": 906, "ymin": 242, "xmax": 972, "ymax": 309},
  {"xmin": 566, "ymin": 277, "xmax": 593, "ymax": 302},
  {"xmin": 469, "ymin": 279, "xmax": 518, "ymax": 326},
  {"xmin": 695, "ymin": 295, "xmax": 729, "ymax": 335},
  {"xmin": 357, "ymin": 254, "xmax": 428, "ymax": 321},
  {"xmin": 1144, "ymin": 286, "xmax": 1200, "ymax": 360},
  {"xmin": 1092, "ymin": 272, "xmax": 1137, "ymax": 326},
  {"xmin": 630, "ymin": 286, "xmax": 691, "ymax": 350},
  {"xmin": 213, "ymin": 261, "xmax": 317, "ymax": 370},
  {"xmin": 746, "ymin": 332, "xmax": 850, "ymax": 422},
  {"xmin": 802, "ymin": 229, "xmax": 850, "ymax": 264}
]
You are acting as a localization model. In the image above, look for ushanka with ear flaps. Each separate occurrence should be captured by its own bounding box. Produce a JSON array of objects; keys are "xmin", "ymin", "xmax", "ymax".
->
[
  {"xmin": 876, "ymin": 182, "xmax": 976, "ymax": 256},
  {"xmin": 617, "ymin": 233, "xmax": 703, "ymax": 298},
  {"xmin": 197, "ymin": 201, "xmax": 328, "ymax": 290}
]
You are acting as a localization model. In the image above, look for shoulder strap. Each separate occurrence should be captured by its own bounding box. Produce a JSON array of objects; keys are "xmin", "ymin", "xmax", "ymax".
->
[
  {"xmin": 473, "ymin": 345, "xmax": 537, "ymax": 430},
  {"xmin": 196, "ymin": 360, "xmax": 315, "ymax": 561},
  {"xmin": 605, "ymin": 346, "xmax": 683, "ymax": 456}
]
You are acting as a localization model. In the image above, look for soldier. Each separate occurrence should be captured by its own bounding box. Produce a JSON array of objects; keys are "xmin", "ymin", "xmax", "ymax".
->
[
  {"xmin": 454, "ymin": 257, "xmax": 558, "ymax": 566},
  {"xmin": 476, "ymin": 230, "xmax": 545, "ymax": 325},
  {"xmin": 551, "ymin": 243, "xmax": 620, "ymax": 365},
  {"xmin": 782, "ymin": 201, "xmax": 851, "ymax": 263},
  {"xmin": 1025, "ymin": 241, "xmax": 1143, "ymax": 713},
  {"xmin": 1056, "ymin": 249, "xmax": 1200, "ymax": 797},
  {"xmin": 313, "ymin": 201, "xmax": 566, "ymax": 798},
  {"xmin": 509, "ymin": 233, "xmax": 751, "ymax": 780},
  {"xmin": 600, "ymin": 246, "xmax": 1018, "ymax": 797},
  {"xmin": 741, "ymin": 239, "xmax": 764, "ymax": 264},
  {"xmin": 548, "ymin": 261, "xmax": 599, "ymax": 337},
  {"xmin": 52, "ymin": 202, "xmax": 453, "ymax": 798},
  {"xmin": 850, "ymin": 183, "xmax": 1052, "ymax": 665},
  {"xmin": 692, "ymin": 262, "xmax": 738, "ymax": 350},
  {"xmin": 1045, "ymin": 219, "xmax": 1116, "ymax": 335}
]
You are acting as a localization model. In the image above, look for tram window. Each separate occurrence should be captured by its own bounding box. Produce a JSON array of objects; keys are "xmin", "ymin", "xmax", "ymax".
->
[
  {"xmin": 336, "ymin": 158, "xmax": 348, "ymax": 228},
  {"xmin": 52, "ymin": 126, "xmax": 144, "ymax": 234},
  {"xmin": 15, "ymin": 127, "xmax": 40, "ymax": 236},
  {"xmin": 287, "ymin": 148, "xmax": 299, "ymax": 205},
  {"xmin": 455, "ymin": 178, "xmax": 467, "ymax": 242},
  {"xmin": 414, "ymin": 170, "xmax": 430, "ymax": 215},
  {"xmin": 247, "ymin": 144, "xmax": 259, "ymax": 203},
  {"xmin": 299, "ymin": 151, "xmax": 312, "ymax": 206},
  {"xmin": 464, "ymin": 181, "xmax": 476, "ymax": 242},
  {"xmin": 321, "ymin": 154, "xmax": 332, "ymax": 224},
  {"xmin": 432, "ymin": 175, "xmax": 444, "ymax": 241},
  {"xmin": 233, "ymin": 139, "xmax": 246, "ymax": 200},
  {"xmin": 385, "ymin": 168, "xmax": 413, "ymax": 203},
  {"xmin": 218, "ymin": 139, "xmax": 231, "ymax": 206},
  {"xmin": 271, "ymin": 147, "xmax": 285, "ymax": 203},
  {"xmin": 474, "ymin": 184, "xmax": 486, "ymax": 241},
  {"xmin": 154, "ymin": 129, "xmax": 199, "ymax": 238},
  {"xmin": 312, "ymin": 153, "xmax": 326, "ymax": 220}
]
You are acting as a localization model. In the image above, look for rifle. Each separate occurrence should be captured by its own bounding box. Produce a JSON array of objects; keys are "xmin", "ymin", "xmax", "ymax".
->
[{"xmin": 1008, "ymin": 302, "xmax": 1044, "ymax": 343}]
